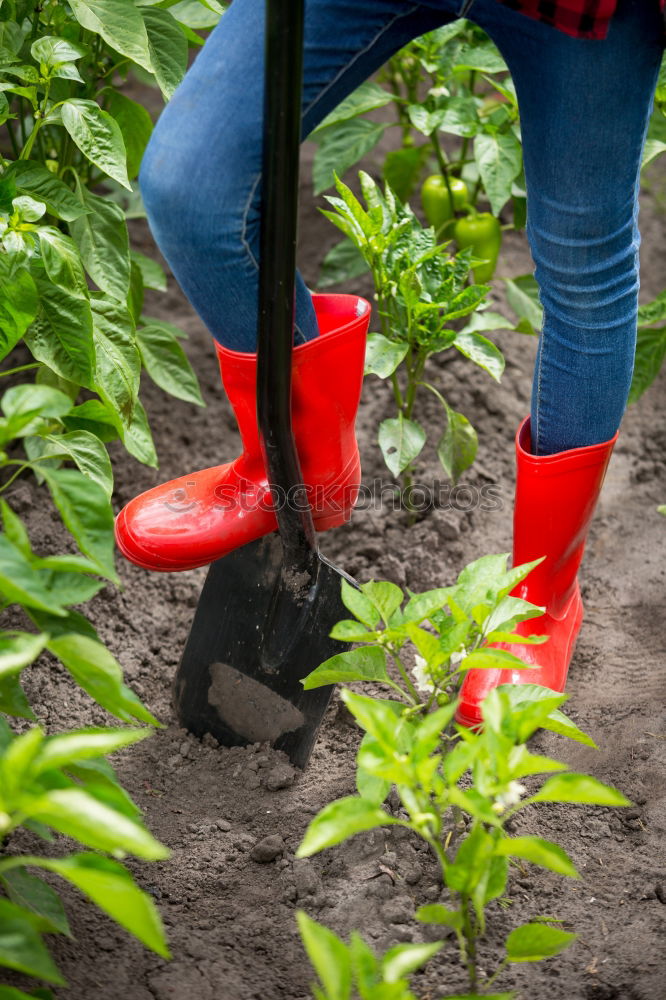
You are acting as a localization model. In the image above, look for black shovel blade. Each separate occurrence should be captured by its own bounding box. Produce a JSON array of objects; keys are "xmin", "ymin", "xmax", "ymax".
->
[{"xmin": 173, "ymin": 534, "xmax": 353, "ymax": 769}]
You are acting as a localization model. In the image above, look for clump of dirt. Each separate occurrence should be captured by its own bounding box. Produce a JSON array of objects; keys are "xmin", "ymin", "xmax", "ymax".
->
[{"xmin": 3, "ymin": 80, "xmax": 666, "ymax": 1000}]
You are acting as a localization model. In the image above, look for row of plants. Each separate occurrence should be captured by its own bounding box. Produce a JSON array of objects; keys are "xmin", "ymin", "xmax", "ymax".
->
[
  {"xmin": 0, "ymin": 0, "xmax": 228, "ymax": 991},
  {"xmin": 295, "ymin": 560, "xmax": 631, "ymax": 998}
]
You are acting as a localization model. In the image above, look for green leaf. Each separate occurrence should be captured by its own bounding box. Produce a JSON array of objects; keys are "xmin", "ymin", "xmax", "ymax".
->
[
  {"xmin": 504, "ymin": 274, "xmax": 543, "ymax": 334},
  {"xmin": 506, "ymin": 922, "xmax": 576, "ymax": 963},
  {"xmin": 642, "ymin": 138, "xmax": 666, "ymax": 168},
  {"xmin": 381, "ymin": 942, "xmax": 443, "ymax": 984},
  {"xmin": 115, "ymin": 397, "xmax": 158, "ymax": 468},
  {"xmin": 459, "ymin": 648, "xmax": 529, "ymax": 672},
  {"xmin": 168, "ymin": 0, "xmax": 220, "ymax": 31},
  {"xmin": 39, "ymin": 431, "xmax": 113, "ymax": 499},
  {"xmin": 474, "ymin": 131, "xmax": 522, "ymax": 216},
  {"xmin": 1, "ymin": 384, "xmax": 72, "ymax": 427},
  {"xmin": 437, "ymin": 407, "xmax": 477, "ymax": 483},
  {"xmin": 25, "ymin": 788, "xmax": 170, "ymax": 860},
  {"xmin": 356, "ymin": 733, "xmax": 391, "ymax": 805},
  {"xmin": 37, "ymin": 227, "xmax": 88, "ymax": 296},
  {"xmin": 379, "ymin": 416, "xmax": 426, "ymax": 477},
  {"xmin": 69, "ymin": 182, "xmax": 130, "ymax": 301},
  {"xmin": 637, "ymin": 288, "xmax": 666, "ymax": 327},
  {"xmin": 402, "ymin": 587, "xmax": 452, "ymax": 624},
  {"xmin": 454, "ymin": 330, "xmax": 505, "ymax": 381},
  {"xmin": 446, "ymin": 824, "xmax": 495, "ymax": 895},
  {"xmin": 37, "ymin": 854, "xmax": 169, "ymax": 957},
  {"xmin": 341, "ymin": 691, "xmax": 406, "ymax": 752},
  {"xmin": 34, "ymin": 727, "xmax": 149, "ymax": 775},
  {"xmin": 415, "ymin": 903, "xmax": 462, "ymax": 930},
  {"xmin": 362, "ymin": 581, "xmax": 404, "ymax": 624},
  {"xmin": 313, "ymin": 120, "xmax": 386, "ymax": 195},
  {"xmin": 496, "ymin": 836, "xmax": 578, "ymax": 877},
  {"xmin": 131, "ymin": 252, "xmax": 167, "ymax": 293},
  {"xmin": 31, "ymin": 35, "xmax": 87, "ymax": 70},
  {"xmin": 0, "ymin": 536, "xmax": 67, "ymax": 616},
  {"xmin": 1, "ymin": 867, "xmax": 70, "ymax": 936},
  {"xmin": 531, "ymin": 773, "xmax": 631, "ymax": 807},
  {"xmin": 0, "ymin": 674, "xmax": 34, "ymax": 718},
  {"xmin": 24, "ymin": 266, "xmax": 95, "ymax": 388},
  {"xmin": 61, "ymin": 99, "xmax": 130, "ymax": 191},
  {"xmin": 455, "ymin": 42, "xmax": 508, "ymax": 74},
  {"xmin": 297, "ymin": 796, "xmax": 398, "ymax": 857},
  {"xmin": 497, "ymin": 684, "xmax": 597, "ymax": 749},
  {"xmin": 91, "ymin": 296, "xmax": 141, "ymax": 423},
  {"xmin": 313, "ymin": 81, "xmax": 393, "ymax": 132},
  {"xmin": 628, "ymin": 326, "xmax": 666, "ymax": 404},
  {"xmin": 46, "ymin": 633, "xmax": 158, "ymax": 725},
  {"xmin": 68, "ymin": 0, "xmax": 152, "ymax": 73},
  {"xmin": 341, "ymin": 579, "xmax": 380, "ymax": 628},
  {"xmin": 0, "ymin": 256, "xmax": 38, "ymax": 360},
  {"xmin": 8, "ymin": 161, "xmax": 89, "ymax": 222},
  {"xmin": 318, "ymin": 237, "xmax": 368, "ymax": 288},
  {"xmin": 103, "ymin": 90, "xmax": 152, "ymax": 180},
  {"xmin": 140, "ymin": 6, "xmax": 188, "ymax": 101},
  {"xmin": 364, "ymin": 333, "xmax": 409, "ymax": 379},
  {"xmin": 66, "ymin": 756, "xmax": 142, "ymax": 821},
  {"xmin": 329, "ymin": 619, "xmax": 373, "ymax": 642},
  {"xmin": 0, "ymin": 898, "xmax": 64, "ymax": 984},
  {"xmin": 383, "ymin": 146, "xmax": 429, "ymax": 203},
  {"xmin": 41, "ymin": 467, "xmax": 116, "ymax": 580},
  {"xmin": 0, "ymin": 631, "xmax": 47, "ymax": 683},
  {"xmin": 137, "ymin": 323, "xmax": 204, "ymax": 406},
  {"xmin": 62, "ymin": 399, "xmax": 118, "ymax": 443},
  {"xmin": 302, "ymin": 647, "xmax": 388, "ymax": 690},
  {"xmin": 296, "ymin": 911, "xmax": 351, "ymax": 1000}
]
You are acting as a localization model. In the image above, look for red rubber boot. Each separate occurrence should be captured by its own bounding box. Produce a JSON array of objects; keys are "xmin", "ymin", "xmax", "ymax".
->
[
  {"xmin": 115, "ymin": 294, "xmax": 370, "ymax": 571},
  {"xmin": 456, "ymin": 416, "xmax": 618, "ymax": 728}
]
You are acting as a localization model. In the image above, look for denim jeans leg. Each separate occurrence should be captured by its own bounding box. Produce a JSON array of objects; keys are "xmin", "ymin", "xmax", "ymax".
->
[
  {"xmin": 137, "ymin": 0, "xmax": 458, "ymax": 351},
  {"xmin": 469, "ymin": 0, "xmax": 663, "ymax": 454}
]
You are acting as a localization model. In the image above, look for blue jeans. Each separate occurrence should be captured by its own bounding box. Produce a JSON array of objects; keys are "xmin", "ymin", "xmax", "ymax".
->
[{"xmin": 138, "ymin": 0, "xmax": 663, "ymax": 455}]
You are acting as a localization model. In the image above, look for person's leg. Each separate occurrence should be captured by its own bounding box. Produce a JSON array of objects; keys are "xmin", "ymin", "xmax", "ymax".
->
[
  {"xmin": 455, "ymin": 0, "xmax": 663, "ymax": 726},
  {"xmin": 137, "ymin": 0, "xmax": 454, "ymax": 351},
  {"xmin": 117, "ymin": 0, "xmax": 469, "ymax": 572},
  {"xmin": 469, "ymin": 0, "xmax": 663, "ymax": 454}
]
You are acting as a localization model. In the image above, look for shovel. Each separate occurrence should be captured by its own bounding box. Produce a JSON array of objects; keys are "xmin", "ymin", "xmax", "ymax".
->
[{"xmin": 172, "ymin": 0, "xmax": 358, "ymax": 769}]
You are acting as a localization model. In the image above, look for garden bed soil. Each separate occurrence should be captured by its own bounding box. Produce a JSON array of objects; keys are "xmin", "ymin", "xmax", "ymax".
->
[{"xmin": 6, "ymin": 84, "xmax": 666, "ymax": 1000}]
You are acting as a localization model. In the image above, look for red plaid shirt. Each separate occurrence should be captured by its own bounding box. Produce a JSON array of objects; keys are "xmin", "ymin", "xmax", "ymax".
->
[{"xmin": 498, "ymin": 0, "xmax": 664, "ymax": 39}]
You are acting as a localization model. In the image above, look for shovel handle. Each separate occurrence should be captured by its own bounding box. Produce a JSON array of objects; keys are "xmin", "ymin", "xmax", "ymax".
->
[{"xmin": 256, "ymin": 0, "xmax": 318, "ymax": 576}]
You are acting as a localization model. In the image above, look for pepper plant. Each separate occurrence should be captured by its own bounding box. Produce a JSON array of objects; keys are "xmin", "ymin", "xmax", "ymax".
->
[
  {"xmin": 314, "ymin": 21, "xmax": 525, "ymax": 291},
  {"xmin": 322, "ymin": 171, "xmax": 511, "ymax": 498},
  {"xmin": 296, "ymin": 556, "xmax": 631, "ymax": 998},
  {"xmin": 0, "ymin": 0, "xmax": 211, "ymax": 470},
  {"xmin": 0, "ymin": 719, "xmax": 170, "ymax": 994}
]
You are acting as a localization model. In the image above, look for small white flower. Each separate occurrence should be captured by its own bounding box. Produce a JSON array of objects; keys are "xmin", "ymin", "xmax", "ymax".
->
[
  {"xmin": 493, "ymin": 780, "xmax": 527, "ymax": 814},
  {"xmin": 411, "ymin": 654, "xmax": 435, "ymax": 694}
]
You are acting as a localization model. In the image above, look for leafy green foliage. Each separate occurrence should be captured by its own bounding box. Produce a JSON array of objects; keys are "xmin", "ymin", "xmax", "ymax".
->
[
  {"xmin": 297, "ymin": 911, "xmax": 441, "ymax": 1000},
  {"xmin": 0, "ymin": 0, "xmax": 205, "ymax": 477},
  {"xmin": 0, "ymin": 3, "xmax": 215, "ymax": 987},
  {"xmin": 297, "ymin": 558, "xmax": 631, "ymax": 996},
  {"xmin": 0, "ymin": 724, "xmax": 170, "ymax": 988},
  {"xmin": 323, "ymin": 171, "xmax": 505, "ymax": 494}
]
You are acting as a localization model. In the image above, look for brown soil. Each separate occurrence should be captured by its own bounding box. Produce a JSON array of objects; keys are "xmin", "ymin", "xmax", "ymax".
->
[{"xmin": 4, "ymin": 75, "xmax": 666, "ymax": 1000}]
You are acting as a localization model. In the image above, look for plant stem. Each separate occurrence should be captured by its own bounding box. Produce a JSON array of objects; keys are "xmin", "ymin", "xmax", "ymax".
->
[
  {"xmin": 391, "ymin": 648, "xmax": 421, "ymax": 704},
  {"xmin": 461, "ymin": 893, "xmax": 479, "ymax": 993},
  {"xmin": 0, "ymin": 363, "xmax": 41, "ymax": 378}
]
